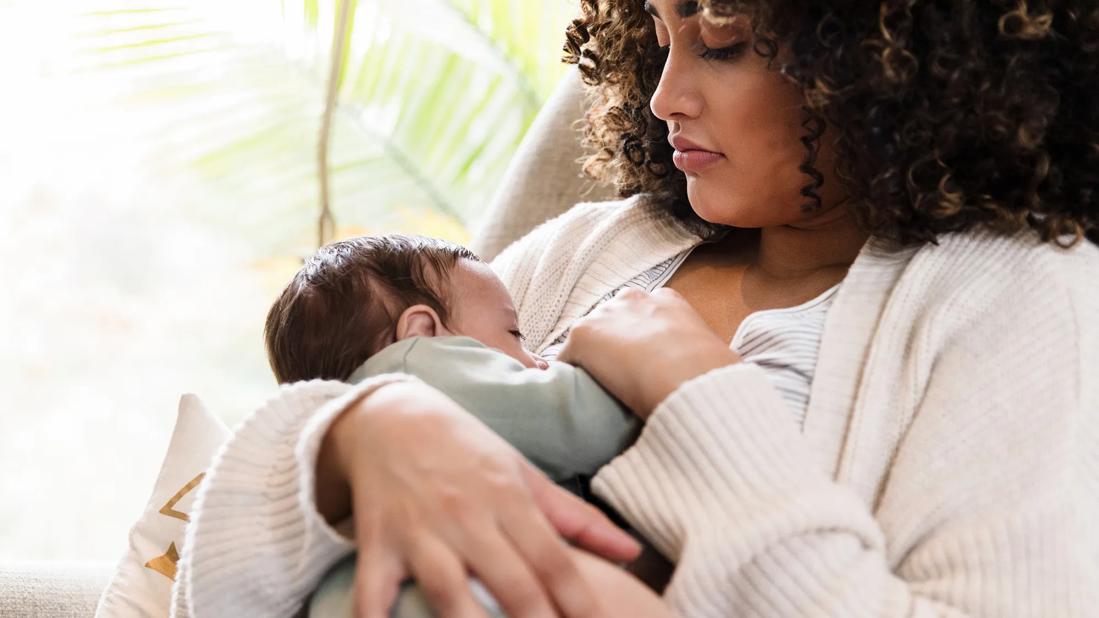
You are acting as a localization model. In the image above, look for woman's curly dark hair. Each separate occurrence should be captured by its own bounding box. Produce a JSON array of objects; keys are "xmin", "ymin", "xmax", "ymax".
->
[{"xmin": 564, "ymin": 0, "xmax": 1099, "ymax": 247}]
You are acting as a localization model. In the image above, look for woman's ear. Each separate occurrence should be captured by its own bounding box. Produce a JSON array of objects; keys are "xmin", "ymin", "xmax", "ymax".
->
[{"xmin": 394, "ymin": 304, "xmax": 448, "ymax": 341}]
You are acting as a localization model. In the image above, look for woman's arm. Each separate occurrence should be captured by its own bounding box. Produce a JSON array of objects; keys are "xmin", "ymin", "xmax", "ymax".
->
[
  {"xmin": 172, "ymin": 375, "xmax": 415, "ymax": 617},
  {"xmin": 174, "ymin": 375, "xmax": 643, "ymax": 618},
  {"xmin": 589, "ymin": 283, "xmax": 1098, "ymax": 616},
  {"xmin": 316, "ymin": 380, "xmax": 642, "ymax": 618}
]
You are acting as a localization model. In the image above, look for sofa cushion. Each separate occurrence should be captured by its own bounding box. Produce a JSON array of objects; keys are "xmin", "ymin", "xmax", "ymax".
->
[
  {"xmin": 471, "ymin": 67, "xmax": 615, "ymax": 262},
  {"xmin": 0, "ymin": 560, "xmax": 112, "ymax": 617}
]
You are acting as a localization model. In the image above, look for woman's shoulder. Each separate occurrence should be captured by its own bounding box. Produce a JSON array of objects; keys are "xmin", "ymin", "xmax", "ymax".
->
[
  {"xmin": 917, "ymin": 227, "xmax": 1099, "ymax": 300},
  {"xmin": 892, "ymin": 227, "xmax": 1099, "ymax": 343}
]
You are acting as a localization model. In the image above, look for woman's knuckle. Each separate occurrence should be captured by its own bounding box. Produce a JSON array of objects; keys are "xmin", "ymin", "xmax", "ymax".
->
[
  {"xmin": 438, "ymin": 486, "xmax": 471, "ymax": 517},
  {"xmin": 653, "ymin": 286, "xmax": 679, "ymax": 298},
  {"xmin": 484, "ymin": 470, "xmax": 516, "ymax": 494},
  {"xmin": 569, "ymin": 319, "xmax": 591, "ymax": 337}
]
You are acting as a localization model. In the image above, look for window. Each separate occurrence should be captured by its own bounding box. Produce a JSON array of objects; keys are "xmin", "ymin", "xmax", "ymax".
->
[{"xmin": 0, "ymin": 0, "xmax": 572, "ymax": 561}]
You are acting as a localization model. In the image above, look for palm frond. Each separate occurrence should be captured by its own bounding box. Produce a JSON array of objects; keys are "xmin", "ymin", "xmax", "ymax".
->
[{"xmin": 75, "ymin": 0, "xmax": 576, "ymax": 252}]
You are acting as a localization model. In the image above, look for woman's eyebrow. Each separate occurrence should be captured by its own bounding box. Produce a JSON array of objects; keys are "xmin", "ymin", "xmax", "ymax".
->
[{"xmin": 643, "ymin": 0, "xmax": 700, "ymax": 19}]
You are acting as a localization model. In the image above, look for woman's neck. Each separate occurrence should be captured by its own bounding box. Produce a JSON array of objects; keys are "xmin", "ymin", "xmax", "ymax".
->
[{"xmin": 751, "ymin": 207, "xmax": 869, "ymax": 283}]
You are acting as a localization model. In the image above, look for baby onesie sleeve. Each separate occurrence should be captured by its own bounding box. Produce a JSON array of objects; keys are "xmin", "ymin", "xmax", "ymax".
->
[{"xmin": 348, "ymin": 336, "xmax": 641, "ymax": 482}]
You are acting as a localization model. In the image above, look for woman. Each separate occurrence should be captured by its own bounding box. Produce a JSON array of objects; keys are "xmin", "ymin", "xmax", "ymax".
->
[{"xmin": 174, "ymin": 1, "xmax": 1099, "ymax": 616}]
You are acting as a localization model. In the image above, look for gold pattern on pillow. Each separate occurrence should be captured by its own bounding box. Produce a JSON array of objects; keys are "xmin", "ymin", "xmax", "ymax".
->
[
  {"xmin": 159, "ymin": 472, "xmax": 205, "ymax": 522},
  {"xmin": 142, "ymin": 472, "xmax": 206, "ymax": 581},
  {"xmin": 145, "ymin": 542, "xmax": 180, "ymax": 581}
]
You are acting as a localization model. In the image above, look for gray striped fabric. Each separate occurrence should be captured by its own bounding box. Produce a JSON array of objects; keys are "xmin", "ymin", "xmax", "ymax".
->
[{"xmin": 728, "ymin": 283, "xmax": 839, "ymax": 428}]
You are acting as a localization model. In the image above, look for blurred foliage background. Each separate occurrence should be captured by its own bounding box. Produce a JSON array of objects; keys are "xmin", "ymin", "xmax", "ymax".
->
[{"xmin": 0, "ymin": 0, "xmax": 575, "ymax": 561}]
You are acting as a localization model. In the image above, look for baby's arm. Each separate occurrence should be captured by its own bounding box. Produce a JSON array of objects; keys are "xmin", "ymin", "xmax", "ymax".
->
[{"xmin": 349, "ymin": 336, "xmax": 640, "ymax": 482}]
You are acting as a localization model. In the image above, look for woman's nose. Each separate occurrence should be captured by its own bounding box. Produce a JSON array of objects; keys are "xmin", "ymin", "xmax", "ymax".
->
[{"xmin": 649, "ymin": 49, "xmax": 704, "ymax": 122}]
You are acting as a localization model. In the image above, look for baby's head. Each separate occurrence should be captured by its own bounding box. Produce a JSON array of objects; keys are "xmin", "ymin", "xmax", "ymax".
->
[{"xmin": 265, "ymin": 234, "xmax": 544, "ymax": 384}]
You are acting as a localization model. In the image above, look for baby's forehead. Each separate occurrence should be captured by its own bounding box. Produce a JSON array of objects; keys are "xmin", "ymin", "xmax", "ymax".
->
[{"xmin": 447, "ymin": 259, "xmax": 516, "ymax": 310}]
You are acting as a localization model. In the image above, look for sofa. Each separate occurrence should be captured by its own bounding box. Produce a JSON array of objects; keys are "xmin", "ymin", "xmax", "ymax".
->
[{"xmin": 0, "ymin": 67, "xmax": 610, "ymax": 617}]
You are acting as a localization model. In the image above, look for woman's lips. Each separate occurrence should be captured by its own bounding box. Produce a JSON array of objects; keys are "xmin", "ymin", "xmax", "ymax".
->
[
  {"xmin": 669, "ymin": 135, "xmax": 724, "ymax": 173},
  {"xmin": 672, "ymin": 148, "xmax": 725, "ymax": 173}
]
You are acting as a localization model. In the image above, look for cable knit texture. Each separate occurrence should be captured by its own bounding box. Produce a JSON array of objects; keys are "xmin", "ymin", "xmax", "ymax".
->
[{"xmin": 173, "ymin": 195, "xmax": 1099, "ymax": 617}]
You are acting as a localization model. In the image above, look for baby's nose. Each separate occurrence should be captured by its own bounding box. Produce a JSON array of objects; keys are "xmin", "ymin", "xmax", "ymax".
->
[{"xmin": 531, "ymin": 352, "xmax": 549, "ymax": 370}]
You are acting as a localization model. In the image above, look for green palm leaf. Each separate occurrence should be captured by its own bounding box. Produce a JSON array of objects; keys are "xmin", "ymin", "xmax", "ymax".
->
[{"xmin": 77, "ymin": 0, "xmax": 576, "ymax": 250}]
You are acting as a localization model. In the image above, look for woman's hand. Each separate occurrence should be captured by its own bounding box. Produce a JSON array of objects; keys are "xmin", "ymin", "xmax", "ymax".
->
[
  {"xmin": 316, "ymin": 380, "xmax": 643, "ymax": 618},
  {"xmin": 556, "ymin": 288, "xmax": 740, "ymax": 420}
]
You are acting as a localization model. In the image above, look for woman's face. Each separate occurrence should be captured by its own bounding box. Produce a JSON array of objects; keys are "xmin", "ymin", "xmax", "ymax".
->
[{"xmin": 645, "ymin": 0, "xmax": 845, "ymax": 228}]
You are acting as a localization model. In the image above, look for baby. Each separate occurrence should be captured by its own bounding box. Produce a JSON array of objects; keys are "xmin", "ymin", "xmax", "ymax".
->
[
  {"xmin": 264, "ymin": 234, "xmax": 641, "ymax": 491},
  {"xmin": 265, "ymin": 234, "xmax": 658, "ymax": 617}
]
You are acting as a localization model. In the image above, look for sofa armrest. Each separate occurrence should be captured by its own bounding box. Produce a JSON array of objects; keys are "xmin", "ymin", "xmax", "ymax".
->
[
  {"xmin": 0, "ymin": 561, "xmax": 112, "ymax": 617},
  {"xmin": 470, "ymin": 67, "xmax": 615, "ymax": 262}
]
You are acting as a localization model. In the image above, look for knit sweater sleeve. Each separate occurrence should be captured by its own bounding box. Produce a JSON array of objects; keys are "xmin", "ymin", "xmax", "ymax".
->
[
  {"xmin": 591, "ymin": 279, "xmax": 1097, "ymax": 616},
  {"xmin": 170, "ymin": 374, "xmax": 419, "ymax": 618}
]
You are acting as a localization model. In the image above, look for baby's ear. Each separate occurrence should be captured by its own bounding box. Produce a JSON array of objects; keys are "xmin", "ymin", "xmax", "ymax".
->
[{"xmin": 394, "ymin": 304, "xmax": 444, "ymax": 340}]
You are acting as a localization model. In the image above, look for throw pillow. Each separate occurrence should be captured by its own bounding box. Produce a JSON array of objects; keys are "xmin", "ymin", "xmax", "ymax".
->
[{"xmin": 94, "ymin": 394, "xmax": 229, "ymax": 617}]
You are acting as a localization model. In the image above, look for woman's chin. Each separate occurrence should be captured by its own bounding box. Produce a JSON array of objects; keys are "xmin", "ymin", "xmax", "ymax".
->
[
  {"xmin": 685, "ymin": 181, "xmax": 791, "ymax": 229},
  {"xmin": 687, "ymin": 184, "xmax": 768, "ymax": 228}
]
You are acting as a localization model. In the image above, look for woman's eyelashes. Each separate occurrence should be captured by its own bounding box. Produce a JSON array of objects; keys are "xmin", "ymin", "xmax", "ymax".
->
[
  {"xmin": 699, "ymin": 41, "xmax": 748, "ymax": 61},
  {"xmin": 655, "ymin": 41, "xmax": 748, "ymax": 63}
]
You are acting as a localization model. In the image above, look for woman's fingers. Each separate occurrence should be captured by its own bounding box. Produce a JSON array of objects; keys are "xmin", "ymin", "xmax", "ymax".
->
[
  {"xmin": 334, "ymin": 384, "xmax": 641, "ymax": 617},
  {"xmin": 457, "ymin": 520, "xmax": 558, "ymax": 618},
  {"xmin": 497, "ymin": 491, "xmax": 604, "ymax": 618},
  {"xmin": 404, "ymin": 535, "xmax": 490, "ymax": 618},
  {"xmin": 524, "ymin": 466, "xmax": 642, "ymax": 563},
  {"xmin": 355, "ymin": 522, "xmax": 405, "ymax": 618}
]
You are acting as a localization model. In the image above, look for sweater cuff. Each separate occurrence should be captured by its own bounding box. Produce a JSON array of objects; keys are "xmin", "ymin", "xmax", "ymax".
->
[
  {"xmin": 182, "ymin": 373, "xmax": 418, "ymax": 617},
  {"xmin": 591, "ymin": 363, "xmax": 864, "ymax": 561}
]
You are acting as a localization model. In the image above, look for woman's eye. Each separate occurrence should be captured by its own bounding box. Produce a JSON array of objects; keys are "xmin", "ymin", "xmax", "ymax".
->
[{"xmin": 699, "ymin": 41, "xmax": 748, "ymax": 61}]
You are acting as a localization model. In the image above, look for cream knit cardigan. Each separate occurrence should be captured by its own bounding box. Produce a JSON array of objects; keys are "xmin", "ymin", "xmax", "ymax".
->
[{"xmin": 173, "ymin": 195, "xmax": 1099, "ymax": 618}]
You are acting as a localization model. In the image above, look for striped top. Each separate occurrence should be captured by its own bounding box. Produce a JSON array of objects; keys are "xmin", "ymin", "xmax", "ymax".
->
[
  {"xmin": 730, "ymin": 283, "xmax": 839, "ymax": 428},
  {"xmin": 540, "ymin": 245, "xmax": 840, "ymax": 428}
]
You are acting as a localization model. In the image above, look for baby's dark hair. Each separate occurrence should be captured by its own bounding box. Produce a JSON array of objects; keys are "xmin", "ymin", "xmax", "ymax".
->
[{"xmin": 264, "ymin": 234, "xmax": 480, "ymax": 384}]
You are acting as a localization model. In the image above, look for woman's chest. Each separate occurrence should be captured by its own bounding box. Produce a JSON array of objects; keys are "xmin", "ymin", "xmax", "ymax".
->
[
  {"xmin": 662, "ymin": 261, "xmax": 752, "ymax": 344},
  {"xmin": 663, "ymin": 246, "xmax": 848, "ymax": 344}
]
